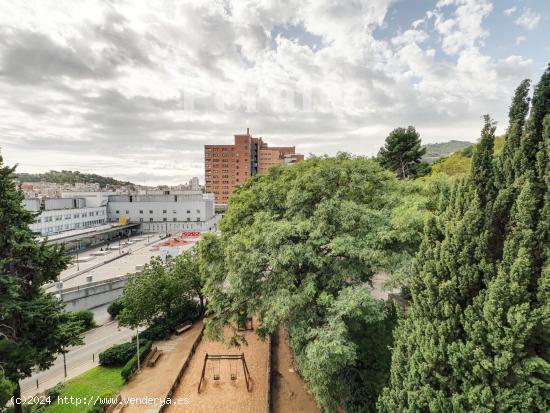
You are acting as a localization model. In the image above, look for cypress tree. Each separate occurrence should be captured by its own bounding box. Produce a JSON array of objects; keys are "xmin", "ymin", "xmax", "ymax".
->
[
  {"xmin": 500, "ymin": 79, "xmax": 531, "ymax": 186},
  {"xmin": 0, "ymin": 153, "xmax": 82, "ymax": 413},
  {"xmin": 379, "ymin": 66, "xmax": 550, "ymax": 412}
]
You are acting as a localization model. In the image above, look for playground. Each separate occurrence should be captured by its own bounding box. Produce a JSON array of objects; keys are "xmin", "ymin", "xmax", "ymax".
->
[{"xmin": 166, "ymin": 323, "xmax": 269, "ymax": 413}]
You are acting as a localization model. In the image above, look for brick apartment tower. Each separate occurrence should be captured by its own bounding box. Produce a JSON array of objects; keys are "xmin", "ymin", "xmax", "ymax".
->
[{"xmin": 205, "ymin": 129, "xmax": 304, "ymax": 204}]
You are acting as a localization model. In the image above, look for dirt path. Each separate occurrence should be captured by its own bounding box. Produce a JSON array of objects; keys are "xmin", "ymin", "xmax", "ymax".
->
[
  {"xmin": 119, "ymin": 320, "xmax": 203, "ymax": 413},
  {"xmin": 166, "ymin": 324, "xmax": 269, "ymax": 413},
  {"xmin": 271, "ymin": 327, "xmax": 321, "ymax": 413}
]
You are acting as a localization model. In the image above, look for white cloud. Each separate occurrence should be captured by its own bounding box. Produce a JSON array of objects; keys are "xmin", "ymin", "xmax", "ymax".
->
[
  {"xmin": 504, "ymin": 7, "xmax": 516, "ymax": 16},
  {"xmin": 515, "ymin": 8, "xmax": 541, "ymax": 30},
  {"xmin": 516, "ymin": 35, "xmax": 526, "ymax": 45},
  {"xmin": 0, "ymin": 0, "xmax": 537, "ymax": 184}
]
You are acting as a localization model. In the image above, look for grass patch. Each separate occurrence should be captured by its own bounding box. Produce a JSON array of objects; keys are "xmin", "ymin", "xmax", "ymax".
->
[{"xmin": 43, "ymin": 366, "xmax": 123, "ymax": 413}]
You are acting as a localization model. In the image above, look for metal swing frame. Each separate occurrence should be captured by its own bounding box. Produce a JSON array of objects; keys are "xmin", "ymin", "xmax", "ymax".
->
[{"xmin": 197, "ymin": 353, "xmax": 252, "ymax": 393}]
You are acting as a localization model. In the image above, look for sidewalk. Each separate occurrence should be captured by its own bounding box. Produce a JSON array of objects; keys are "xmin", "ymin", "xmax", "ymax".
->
[{"xmin": 120, "ymin": 320, "xmax": 204, "ymax": 413}]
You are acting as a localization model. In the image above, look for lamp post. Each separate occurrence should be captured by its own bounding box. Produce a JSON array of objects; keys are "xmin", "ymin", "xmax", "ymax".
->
[{"xmin": 136, "ymin": 328, "xmax": 141, "ymax": 371}]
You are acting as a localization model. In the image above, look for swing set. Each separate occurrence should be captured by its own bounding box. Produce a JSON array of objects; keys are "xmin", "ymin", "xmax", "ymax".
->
[{"xmin": 197, "ymin": 353, "xmax": 252, "ymax": 393}]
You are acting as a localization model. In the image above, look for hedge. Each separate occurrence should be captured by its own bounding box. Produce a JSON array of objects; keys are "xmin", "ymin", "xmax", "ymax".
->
[
  {"xmin": 68, "ymin": 310, "xmax": 96, "ymax": 331},
  {"xmin": 98, "ymin": 342, "xmax": 136, "ymax": 367},
  {"xmin": 121, "ymin": 340, "xmax": 152, "ymax": 382},
  {"xmin": 107, "ymin": 300, "xmax": 124, "ymax": 319}
]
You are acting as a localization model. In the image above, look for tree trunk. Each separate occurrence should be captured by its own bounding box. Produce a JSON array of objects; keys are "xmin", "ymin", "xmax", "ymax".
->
[
  {"xmin": 199, "ymin": 295, "xmax": 204, "ymax": 315},
  {"xmin": 13, "ymin": 382, "xmax": 23, "ymax": 413}
]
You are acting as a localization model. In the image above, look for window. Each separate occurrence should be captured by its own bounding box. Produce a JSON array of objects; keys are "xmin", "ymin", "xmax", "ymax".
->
[
  {"xmin": 149, "ymin": 218, "xmax": 154, "ymax": 222},
  {"xmin": 186, "ymin": 210, "xmax": 190, "ymax": 214},
  {"xmin": 187, "ymin": 217, "xmax": 190, "ymax": 222},
  {"xmin": 74, "ymin": 214, "xmax": 79, "ymax": 218},
  {"xmin": 196, "ymin": 209, "xmax": 200, "ymax": 213},
  {"xmin": 173, "ymin": 218, "xmax": 177, "ymax": 222},
  {"xmin": 162, "ymin": 210, "xmax": 167, "ymax": 214},
  {"xmin": 139, "ymin": 210, "xmax": 143, "ymax": 214},
  {"xmin": 125, "ymin": 210, "xmax": 129, "ymax": 214},
  {"xmin": 140, "ymin": 218, "xmax": 143, "ymax": 222},
  {"xmin": 196, "ymin": 218, "xmax": 200, "ymax": 222},
  {"xmin": 149, "ymin": 210, "xmax": 153, "ymax": 214},
  {"xmin": 115, "ymin": 210, "xmax": 120, "ymax": 214},
  {"xmin": 173, "ymin": 210, "xmax": 177, "ymax": 214}
]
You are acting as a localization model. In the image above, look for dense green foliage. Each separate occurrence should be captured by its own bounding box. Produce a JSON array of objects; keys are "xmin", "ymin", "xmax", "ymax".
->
[
  {"xmin": 0, "ymin": 154, "xmax": 82, "ymax": 413},
  {"xmin": 201, "ymin": 154, "xmax": 444, "ymax": 411},
  {"xmin": 431, "ymin": 152, "xmax": 472, "ymax": 177},
  {"xmin": 120, "ymin": 341, "xmax": 152, "ymax": 382},
  {"xmin": 379, "ymin": 65, "xmax": 550, "ymax": 412},
  {"xmin": 98, "ymin": 342, "xmax": 136, "ymax": 367},
  {"xmin": 106, "ymin": 299, "xmax": 124, "ymax": 319},
  {"xmin": 67, "ymin": 310, "xmax": 96, "ymax": 332},
  {"xmin": 14, "ymin": 171, "xmax": 133, "ymax": 188},
  {"xmin": 117, "ymin": 251, "xmax": 203, "ymax": 330},
  {"xmin": 0, "ymin": 371, "xmax": 15, "ymax": 409},
  {"xmin": 378, "ymin": 126, "xmax": 429, "ymax": 179}
]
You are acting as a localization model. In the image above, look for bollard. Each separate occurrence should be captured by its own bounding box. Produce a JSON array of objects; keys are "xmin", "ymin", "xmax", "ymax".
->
[
  {"xmin": 93, "ymin": 353, "xmax": 95, "ymax": 362},
  {"xmin": 36, "ymin": 379, "xmax": 38, "ymax": 389}
]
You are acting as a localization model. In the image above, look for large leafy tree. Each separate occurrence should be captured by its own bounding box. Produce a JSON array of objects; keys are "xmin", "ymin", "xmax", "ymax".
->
[
  {"xmin": 0, "ymin": 154, "xmax": 82, "ymax": 413},
  {"xmin": 202, "ymin": 154, "xmax": 440, "ymax": 411},
  {"xmin": 379, "ymin": 65, "xmax": 550, "ymax": 412},
  {"xmin": 378, "ymin": 126, "xmax": 428, "ymax": 179}
]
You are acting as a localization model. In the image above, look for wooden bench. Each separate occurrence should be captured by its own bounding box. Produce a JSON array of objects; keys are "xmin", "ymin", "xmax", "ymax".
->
[
  {"xmin": 175, "ymin": 321, "xmax": 193, "ymax": 335},
  {"xmin": 147, "ymin": 347, "xmax": 163, "ymax": 367}
]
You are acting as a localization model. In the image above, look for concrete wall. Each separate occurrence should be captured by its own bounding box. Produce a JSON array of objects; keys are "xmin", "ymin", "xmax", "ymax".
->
[{"xmin": 56, "ymin": 276, "xmax": 129, "ymax": 311}]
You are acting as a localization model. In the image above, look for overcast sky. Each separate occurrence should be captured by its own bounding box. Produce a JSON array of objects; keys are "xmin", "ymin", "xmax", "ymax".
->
[{"xmin": 0, "ymin": 0, "xmax": 548, "ymax": 185}]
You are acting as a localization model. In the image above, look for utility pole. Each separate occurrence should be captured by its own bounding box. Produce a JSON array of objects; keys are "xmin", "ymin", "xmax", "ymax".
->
[
  {"xmin": 76, "ymin": 249, "xmax": 79, "ymax": 271},
  {"xmin": 136, "ymin": 328, "xmax": 141, "ymax": 371},
  {"xmin": 62, "ymin": 352, "xmax": 67, "ymax": 378}
]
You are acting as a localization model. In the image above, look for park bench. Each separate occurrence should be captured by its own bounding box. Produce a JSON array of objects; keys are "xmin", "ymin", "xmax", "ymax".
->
[
  {"xmin": 147, "ymin": 347, "xmax": 163, "ymax": 367},
  {"xmin": 175, "ymin": 321, "xmax": 193, "ymax": 335}
]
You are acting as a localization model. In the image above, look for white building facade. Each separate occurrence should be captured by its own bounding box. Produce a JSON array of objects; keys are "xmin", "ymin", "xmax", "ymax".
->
[
  {"xmin": 107, "ymin": 193, "xmax": 217, "ymax": 233},
  {"xmin": 28, "ymin": 206, "xmax": 107, "ymax": 236}
]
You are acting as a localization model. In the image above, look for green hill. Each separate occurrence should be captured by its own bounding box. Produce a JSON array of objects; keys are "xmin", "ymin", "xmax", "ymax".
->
[
  {"xmin": 422, "ymin": 140, "xmax": 474, "ymax": 163},
  {"xmin": 14, "ymin": 170, "xmax": 134, "ymax": 188}
]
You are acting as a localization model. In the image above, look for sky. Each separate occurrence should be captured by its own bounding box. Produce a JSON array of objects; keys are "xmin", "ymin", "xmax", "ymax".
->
[{"xmin": 0, "ymin": 0, "xmax": 548, "ymax": 185}]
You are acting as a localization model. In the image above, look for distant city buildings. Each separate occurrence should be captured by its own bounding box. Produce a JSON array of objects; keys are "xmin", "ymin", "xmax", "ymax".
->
[{"xmin": 205, "ymin": 129, "xmax": 303, "ymax": 203}]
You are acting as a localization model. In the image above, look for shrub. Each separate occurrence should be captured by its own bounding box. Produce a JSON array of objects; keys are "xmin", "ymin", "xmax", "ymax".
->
[
  {"xmin": 138, "ymin": 301, "xmax": 199, "ymax": 342},
  {"xmin": 68, "ymin": 310, "xmax": 96, "ymax": 331},
  {"xmin": 107, "ymin": 299, "xmax": 124, "ymax": 319},
  {"xmin": 121, "ymin": 340, "xmax": 152, "ymax": 382},
  {"xmin": 99, "ymin": 342, "xmax": 136, "ymax": 367}
]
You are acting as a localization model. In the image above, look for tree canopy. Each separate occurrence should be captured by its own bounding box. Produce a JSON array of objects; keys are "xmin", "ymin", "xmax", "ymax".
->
[
  {"xmin": 379, "ymin": 64, "xmax": 550, "ymax": 413},
  {"xmin": 200, "ymin": 153, "xmax": 444, "ymax": 411},
  {"xmin": 0, "ymin": 154, "xmax": 82, "ymax": 413},
  {"xmin": 378, "ymin": 126, "xmax": 428, "ymax": 179}
]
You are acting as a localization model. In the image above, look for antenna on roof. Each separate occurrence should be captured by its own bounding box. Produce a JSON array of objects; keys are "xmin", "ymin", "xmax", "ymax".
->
[{"xmin": 247, "ymin": 127, "xmax": 250, "ymax": 136}]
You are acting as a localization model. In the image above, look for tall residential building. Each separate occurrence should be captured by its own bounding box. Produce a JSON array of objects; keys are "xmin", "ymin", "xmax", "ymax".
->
[{"xmin": 205, "ymin": 129, "xmax": 303, "ymax": 204}]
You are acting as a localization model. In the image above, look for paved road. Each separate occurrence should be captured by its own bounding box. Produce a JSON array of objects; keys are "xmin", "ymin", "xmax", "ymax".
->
[{"xmin": 20, "ymin": 320, "xmax": 135, "ymax": 397}]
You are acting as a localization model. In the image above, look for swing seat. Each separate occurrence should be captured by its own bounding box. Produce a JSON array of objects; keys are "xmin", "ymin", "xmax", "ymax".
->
[{"xmin": 213, "ymin": 374, "xmax": 220, "ymax": 381}]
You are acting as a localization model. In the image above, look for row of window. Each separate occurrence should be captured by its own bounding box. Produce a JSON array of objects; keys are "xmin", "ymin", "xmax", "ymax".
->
[
  {"xmin": 114, "ymin": 209, "xmax": 201, "ymax": 214},
  {"xmin": 37, "ymin": 210, "xmax": 104, "ymax": 223},
  {"xmin": 37, "ymin": 219, "xmax": 106, "ymax": 235},
  {"xmin": 137, "ymin": 217, "xmax": 201, "ymax": 223}
]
